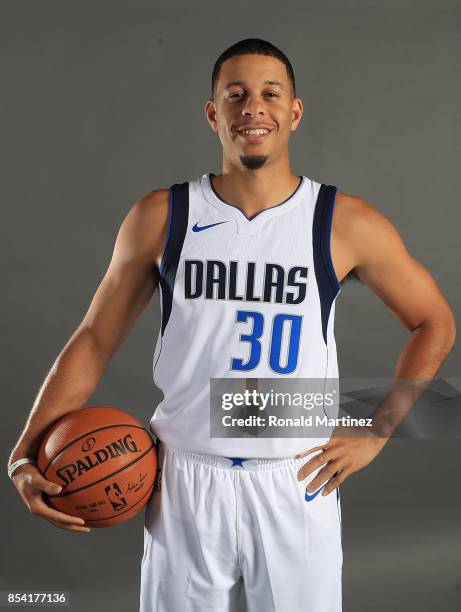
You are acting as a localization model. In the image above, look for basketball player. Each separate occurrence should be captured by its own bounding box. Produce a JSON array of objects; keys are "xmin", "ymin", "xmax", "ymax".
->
[{"xmin": 8, "ymin": 39, "xmax": 456, "ymax": 611}]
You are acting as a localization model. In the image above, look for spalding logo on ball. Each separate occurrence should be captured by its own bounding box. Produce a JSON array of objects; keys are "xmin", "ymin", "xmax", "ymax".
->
[{"xmin": 37, "ymin": 406, "xmax": 157, "ymax": 528}]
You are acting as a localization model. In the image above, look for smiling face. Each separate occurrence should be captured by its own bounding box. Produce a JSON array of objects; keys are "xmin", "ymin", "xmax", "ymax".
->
[{"xmin": 205, "ymin": 54, "xmax": 303, "ymax": 171}]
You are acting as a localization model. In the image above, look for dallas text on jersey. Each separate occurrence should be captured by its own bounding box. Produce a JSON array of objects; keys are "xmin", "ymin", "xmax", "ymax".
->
[{"xmin": 184, "ymin": 260, "xmax": 309, "ymax": 304}]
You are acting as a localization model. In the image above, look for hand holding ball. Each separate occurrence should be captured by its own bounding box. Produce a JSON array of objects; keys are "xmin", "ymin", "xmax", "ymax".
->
[{"xmin": 37, "ymin": 406, "xmax": 157, "ymax": 528}]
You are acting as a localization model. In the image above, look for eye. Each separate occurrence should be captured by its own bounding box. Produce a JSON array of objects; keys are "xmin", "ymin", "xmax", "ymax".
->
[
  {"xmin": 265, "ymin": 91, "xmax": 279, "ymax": 97},
  {"xmin": 228, "ymin": 92, "xmax": 243, "ymax": 99}
]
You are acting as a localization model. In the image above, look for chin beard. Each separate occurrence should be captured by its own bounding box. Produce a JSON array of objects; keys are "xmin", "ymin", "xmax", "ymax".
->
[{"xmin": 239, "ymin": 155, "xmax": 268, "ymax": 170}]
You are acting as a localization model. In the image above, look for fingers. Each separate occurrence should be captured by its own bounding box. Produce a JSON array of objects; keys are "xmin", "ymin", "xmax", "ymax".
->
[
  {"xmin": 297, "ymin": 447, "xmax": 336, "ymax": 481},
  {"xmin": 47, "ymin": 518, "xmax": 92, "ymax": 533},
  {"xmin": 33, "ymin": 472, "xmax": 64, "ymax": 497},
  {"xmin": 294, "ymin": 444, "xmax": 327, "ymax": 459},
  {"xmin": 29, "ymin": 497, "xmax": 87, "ymax": 527},
  {"xmin": 33, "ymin": 499, "xmax": 91, "ymax": 532},
  {"xmin": 12, "ymin": 465, "xmax": 62, "ymax": 499},
  {"xmin": 322, "ymin": 468, "xmax": 351, "ymax": 496},
  {"xmin": 11, "ymin": 465, "xmax": 91, "ymax": 531},
  {"xmin": 304, "ymin": 459, "xmax": 342, "ymax": 493}
]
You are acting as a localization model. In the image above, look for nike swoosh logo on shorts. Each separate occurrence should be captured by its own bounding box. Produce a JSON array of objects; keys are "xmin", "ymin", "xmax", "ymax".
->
[
  {"xmin": 192, "ymin": 221, "xmax": 227, "ymax": 232},
  {"xmin": 304, "ymin": 483, "xmax": 326, "ymax": 502}
]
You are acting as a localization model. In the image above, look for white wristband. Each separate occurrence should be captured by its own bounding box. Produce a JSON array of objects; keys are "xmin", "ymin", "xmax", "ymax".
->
[{"xmin": 8, "ymin": 457, "xmax": 35, "ymax": 479}]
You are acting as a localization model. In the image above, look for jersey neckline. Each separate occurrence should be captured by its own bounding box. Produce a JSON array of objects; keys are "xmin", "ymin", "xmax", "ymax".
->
[{"xmin": 200, "ymin": 173, "xmax": 307, "ymax": 233}]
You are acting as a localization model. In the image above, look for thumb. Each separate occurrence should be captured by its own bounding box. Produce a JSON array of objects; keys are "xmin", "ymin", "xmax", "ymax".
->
[{"xmin": 39, "ymin": 476, "xmax": 62, "ymax": 495}]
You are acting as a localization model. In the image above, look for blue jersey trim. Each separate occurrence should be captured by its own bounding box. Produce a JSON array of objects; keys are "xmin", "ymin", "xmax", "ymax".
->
[
  {"xmin": 312, "ymin": 184, "xmax": 341, "ymax": 344},
  {"xmin": 159, "ymin": 182, "xmax": 189, "ymax": 336},
  {"xmin": 158, "ymin": 189, "xmax": 173, "ymax": 274},
  {"xmin": 209, "ymin": 173, "xmax": 304, "ymax": 221}
]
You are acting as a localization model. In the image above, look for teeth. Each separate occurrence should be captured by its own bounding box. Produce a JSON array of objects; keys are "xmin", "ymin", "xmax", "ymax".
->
[{"xmin": 241, "ymin": 129, "xmax": 269, "ymax": 136}]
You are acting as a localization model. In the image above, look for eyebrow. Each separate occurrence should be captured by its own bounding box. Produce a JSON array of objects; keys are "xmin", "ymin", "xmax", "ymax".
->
[{"xmin": 223, "ymin": 80, "xmax": 285, "ymax": 90}]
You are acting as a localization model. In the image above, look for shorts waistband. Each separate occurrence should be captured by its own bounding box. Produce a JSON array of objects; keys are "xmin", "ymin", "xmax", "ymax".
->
[{"xmin": 157, "ymin": 440, "xmax": 308, "ymax": 471}]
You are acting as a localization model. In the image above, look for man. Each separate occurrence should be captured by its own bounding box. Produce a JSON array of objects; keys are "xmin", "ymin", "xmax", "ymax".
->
[{"xmin": 8, "ymin": 38, "xmax": 456, "ymax": 611}]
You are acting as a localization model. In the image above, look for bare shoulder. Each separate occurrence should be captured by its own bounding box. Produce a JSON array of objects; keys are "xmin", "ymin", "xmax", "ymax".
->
[
  {"xmin": 333, "ymin": 192, "xmax": 400, "ymax": 247},
  {"xmin": 133, "ymin": 188, "xmax": 170, "ymax": 223},
  {"xmin": 333, "ymin": 190, "xmax": 393, "ymax": 237},
  {"xmin": 330, "ymin": 190, "xmax": 407, "ymax": 282},
  {"xmin": 120, "ymin": 188, "xmax": 170, "ymax": 269}
]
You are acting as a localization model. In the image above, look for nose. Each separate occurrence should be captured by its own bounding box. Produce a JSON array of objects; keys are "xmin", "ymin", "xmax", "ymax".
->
[{"xmin": 241, "ymin": 96, "xmax": 265, "ymax": 117}]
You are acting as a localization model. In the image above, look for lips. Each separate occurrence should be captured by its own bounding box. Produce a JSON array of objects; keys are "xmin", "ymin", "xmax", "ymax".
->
[{"xmin": 235, "ymin": 127, "xmax": 275, "ymax": 142}]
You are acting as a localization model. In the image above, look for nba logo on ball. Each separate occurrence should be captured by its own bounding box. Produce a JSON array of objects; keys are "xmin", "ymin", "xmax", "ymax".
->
[{"xmin": 105, "ymin": 482, "xmax": 128, "ymax": 511}]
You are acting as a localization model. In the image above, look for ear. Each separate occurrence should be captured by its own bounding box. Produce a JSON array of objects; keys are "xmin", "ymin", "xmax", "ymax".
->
[
  {"xmin": 291, "ymin": 97, "xmax": 303, "ymax": 130},
  {"xmin": 205, "ymin": 98, "xmax": 218, "ymax": 132}
]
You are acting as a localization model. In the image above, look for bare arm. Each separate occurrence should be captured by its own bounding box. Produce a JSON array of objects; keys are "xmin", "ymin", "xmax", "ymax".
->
[
  {"xmin": 332, "ymin": 193, "xmax": 456, "ymax": 379},
  {"xmin": 338, "ymin": 194, "xmax": 456, "ymax": 433},
  {"xmin": 9, "ymin": 188, "xmax": 169, "ymax": 463},
  {"xmin": 297, "ymin": 193, "xmax": 457, "ymax": 493},
  {"xmin": 8, "ymin": 188, "xmax": 169, "ymax": 530}
]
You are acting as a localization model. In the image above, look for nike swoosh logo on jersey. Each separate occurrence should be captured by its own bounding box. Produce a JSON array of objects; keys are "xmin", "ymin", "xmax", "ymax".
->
[
  {"xmin": 192, "ymin": 221, "xmax": 227, "ymax": 232},
  {"xmin": 304, "ymin": 483, "xmax": 326, "ymax": 502}
]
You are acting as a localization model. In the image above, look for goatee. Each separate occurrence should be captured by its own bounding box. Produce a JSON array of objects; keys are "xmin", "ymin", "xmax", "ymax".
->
[{"xmin": 239, "ymin": 155, "xmax": 268, "ymax": 170}]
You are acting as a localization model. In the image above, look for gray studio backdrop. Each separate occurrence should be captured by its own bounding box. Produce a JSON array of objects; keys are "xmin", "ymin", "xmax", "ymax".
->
[{"xmin": 2, "ymin": 1, "xmax": 460, "ymax": 611}]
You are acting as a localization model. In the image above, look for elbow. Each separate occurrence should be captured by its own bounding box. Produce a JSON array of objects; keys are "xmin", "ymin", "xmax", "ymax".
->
[
  {"xmin": 440, "ymin": 304, "xmax": 457, "ymax": 353},
  {"xmin": 418, "ymin": 307, "xmax": 457, "ymax": 356},
  {"xmin": 445, "ymin": 313, "xmax": 457, "ymax": 353}
]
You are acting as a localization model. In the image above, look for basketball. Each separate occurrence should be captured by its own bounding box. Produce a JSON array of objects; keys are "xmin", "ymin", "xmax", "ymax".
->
[{"xmin": 36, "ymin": 406, "xmax": 157, "ymax": 528}]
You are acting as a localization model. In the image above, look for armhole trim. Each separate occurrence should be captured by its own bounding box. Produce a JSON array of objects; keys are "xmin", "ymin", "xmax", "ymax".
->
[
  {"xmin": 313, "ymin": 184, "xmax": 341, "ymax": 344},
  {"xmin": 158, "ymin": 188, "xmax": 173, "ymax": 276},
  {"xmin": 315, "ymin": 184, "xmax": 341, "ymax": 293},
  {"xmin": 159, "ymin": 182, "xmax": 189, "ymax": 335}
]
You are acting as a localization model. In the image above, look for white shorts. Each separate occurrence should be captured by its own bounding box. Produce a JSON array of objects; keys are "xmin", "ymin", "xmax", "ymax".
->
[{"xmin": 139, "ymin": 440, "xmax": 343, "ymax": 612}]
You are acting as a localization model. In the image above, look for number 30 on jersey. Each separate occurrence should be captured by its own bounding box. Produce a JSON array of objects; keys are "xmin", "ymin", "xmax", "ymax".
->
[{"xmin": 230, "ymin": 310, "xmax": 302, "ymax": 374}]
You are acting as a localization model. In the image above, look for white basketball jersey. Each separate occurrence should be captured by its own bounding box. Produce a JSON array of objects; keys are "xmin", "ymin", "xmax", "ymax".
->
[{"xmin": 149, "ymin": 173, "xmax": 341, "ymax": 457}]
